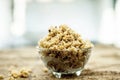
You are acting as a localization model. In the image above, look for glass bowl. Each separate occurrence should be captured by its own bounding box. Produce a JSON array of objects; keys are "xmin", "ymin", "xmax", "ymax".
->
[{"xmin": 37, "ymin": 47, "xmax": 92, "ymax": 78}]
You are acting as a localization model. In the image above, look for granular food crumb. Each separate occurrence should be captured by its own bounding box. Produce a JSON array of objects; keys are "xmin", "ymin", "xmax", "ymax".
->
[
  {"xmin": 0, "ymin": 75, "xmax": 4, "ymax": 80},
  {"xmin": 20, "ymin": 68, "xmax": 32, "ymax": 78},
  {"xmin": 9, "ymin": 77, "xmax": 15, "ymax": 80},
  {"xmin": 43, "ymin": 68, "xmax": 48, "ymax": 73},
  {"xmin": 39, "ymin": 24, "xmax": 93, "ymax": 50},
  {"xmin": 38, "ymin": 24, "xmax": 94, "ymax": 72},
  {"xmin": 10, "ymin": 68, "xmax": 32, "ymax": 79},
  {"xmin": 10, "ymin": 70, "xmax": 20, "ymax": 78}
]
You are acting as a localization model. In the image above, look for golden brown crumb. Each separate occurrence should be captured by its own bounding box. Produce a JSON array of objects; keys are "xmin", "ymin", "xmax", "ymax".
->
[
  {"xmin": 9, "ymin": 68, "xmax": 32, "ymax": 79},
  {"xmin": 38, "ymin": 25, "xmax": 93, "ymax": 72},
  {"xmin": 0, "ymin": 75, "xmax": 4, "ymax": 80},
  {"xmin": 43, "ymin": 68, "xmax": 48, "ymax": 73},
  {"xmin": 20, "ymin": 70, "xmax": 29, "ymax": 78},
  {"xmin": 10, "ymin": 70, "xmax": 20, "ymax": 78},
  {"xmin": 9, "ymin": 77, "xmax": 15, "ymax": 80},
  {"xmin": 20, "ymin": 68, "xmax": 32, "ymax": 78},
  {"xmin": 39, "ymin": 25, "xmax": 93, "ymax": 50}
]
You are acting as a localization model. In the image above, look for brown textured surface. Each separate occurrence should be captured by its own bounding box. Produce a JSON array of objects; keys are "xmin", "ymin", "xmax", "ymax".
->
[{"xmin": 0, "ymin": 45, "xmax": 120, "ymax": 80}]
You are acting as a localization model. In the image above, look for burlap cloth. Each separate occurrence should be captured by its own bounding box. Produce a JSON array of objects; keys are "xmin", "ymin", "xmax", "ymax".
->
[{"xmin": 0, "ymin": 45, "xmax": 120, "ymax": 80}]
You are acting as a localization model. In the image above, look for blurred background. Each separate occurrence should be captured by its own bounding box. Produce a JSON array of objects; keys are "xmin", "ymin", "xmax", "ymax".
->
[{"xmin": 0, "ymin": 0, "xmax": 120, "ymax": 49}]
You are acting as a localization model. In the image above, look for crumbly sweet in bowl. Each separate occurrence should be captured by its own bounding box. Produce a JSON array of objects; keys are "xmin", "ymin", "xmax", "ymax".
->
[{"xmin": 37, "ymin": 25, "xmax": 93, "ymax": 78}]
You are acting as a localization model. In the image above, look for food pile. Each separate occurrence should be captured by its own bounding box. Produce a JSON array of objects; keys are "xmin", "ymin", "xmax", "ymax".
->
[{"xmin": 38, "ymin": 25, "xmax": 93, "ymax": 72}]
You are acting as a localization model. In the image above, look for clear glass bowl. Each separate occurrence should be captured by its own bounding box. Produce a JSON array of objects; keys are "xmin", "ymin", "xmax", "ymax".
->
[{"xmin": 37, "ymin": 47, "xmax": 92, "ymax": 78}]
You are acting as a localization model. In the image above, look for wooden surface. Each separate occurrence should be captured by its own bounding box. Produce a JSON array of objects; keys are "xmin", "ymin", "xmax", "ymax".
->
[{"xmin": 0, "ymin": 45, "xmax": 120, "ymax": 80}]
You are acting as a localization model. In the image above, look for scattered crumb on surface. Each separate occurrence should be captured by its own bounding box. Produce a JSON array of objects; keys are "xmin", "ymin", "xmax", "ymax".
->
[
  {"xmin": 9, "ymin": 68, "xmax": 32, "ymax": 79},
  {"xmin": 20, "ymin": 68, "xmax": 32, "ymax": 78},
  {"xmin": 9, "ymin": 77, "xmax": 15, "ymax": 80},
  {"xmin": 11, "ymin": 70, "xmax": 20, "ymax": 78},
  {"xmin": 43, "ymin": 68, "xmax": 48, "ymax": 73},
  {"xmin": 0, "ymin": 75, "xmax": 4, "ymax": 80}
]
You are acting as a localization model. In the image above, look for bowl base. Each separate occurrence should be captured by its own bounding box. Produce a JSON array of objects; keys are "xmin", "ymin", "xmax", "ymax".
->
[{"xmin": 52, "ymin": 69, "xmax": 83, "ymax": 78}]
